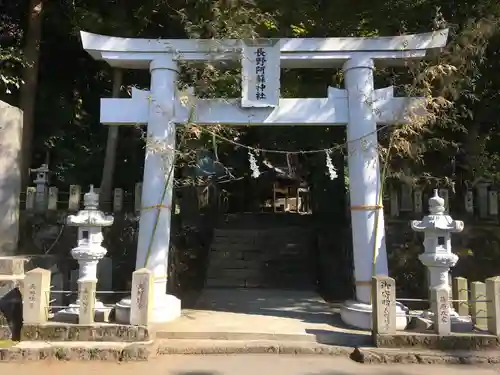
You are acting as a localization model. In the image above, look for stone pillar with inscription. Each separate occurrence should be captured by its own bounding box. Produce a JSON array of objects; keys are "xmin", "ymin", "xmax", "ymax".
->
[
  {"xmin": 78, "ymin": 279, "xmax": 96, "ymax": 324},
  {"xmin": 430, "ymin": 286, "xmax": 451, "ymax": 335},
  {"xmin": 23, "ymin": 268, "xmax": 51, "ymax": 324},
  {"xmin": 411, "ymin": 190, "xmax": 472, "ymax": 331},
  {"xmin": 130, "ymin": 268, "xmax": 154, "ymax": 326},
  {"xmin": 54, "ymin": 186, "xmax": 113, "ymax": 322},
  {"xmin": 372, "ymin": 276, "xmax": 397, "ymax": 334}
]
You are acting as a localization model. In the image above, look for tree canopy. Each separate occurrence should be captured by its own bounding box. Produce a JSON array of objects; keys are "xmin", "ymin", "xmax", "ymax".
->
[{"xmin": 2, "ymin": 0, "xmax": 500, "ymax": 200}]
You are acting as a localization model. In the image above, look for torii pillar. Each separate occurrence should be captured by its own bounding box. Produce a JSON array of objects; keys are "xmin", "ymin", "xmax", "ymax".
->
[
  {"xmin": 134, "ymin": 56, "xmax": 180, "ymax": 322},
  {"xmin": 341, "ymin": 56, "xmax": 400, "ymax": 329}
]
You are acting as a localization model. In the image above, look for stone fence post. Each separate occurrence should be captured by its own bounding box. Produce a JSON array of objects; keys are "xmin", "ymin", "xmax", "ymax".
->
[
  {"xmin": 430, "ymin": 286, "xmax": 451, "ymax": 335},
  {"xmin": 0, "ymin": 257, "xmax": 25, "ymax": 297},
  {"xmin": 78, "ymin": 280, "xmax": 96, "ymax": 325},
  {"xmin": 130, "ymin": 268, "xmax": 154, "ymax": 326},
  {"xmin": 471, "ymin": 281, "xmax": 488, "ymax": 331},
  {"xmin": 22, "ymin": 268, "xmax": 51, "ymax": 324},
  {"xmin": 486, "ymin": 277, "xmax": 500, "ymax": 336},
  {"xmin": 452, "ymin": 276, "xmax": 469, "ymax": 317},
  {"xmin": 371, "ymin": 276, "xmax": 396, "ymax": 334}
]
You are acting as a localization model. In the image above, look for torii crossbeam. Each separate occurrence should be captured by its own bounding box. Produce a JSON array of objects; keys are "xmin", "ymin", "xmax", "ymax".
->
[{"xmin": 101, "ymin": 85, "xmax": 423, "ymax": 126}]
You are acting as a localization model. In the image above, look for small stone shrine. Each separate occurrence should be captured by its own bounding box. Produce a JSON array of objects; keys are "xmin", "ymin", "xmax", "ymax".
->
[
  {"xmin": 29, "ymin": 163, "xmax": 50, "ymax": 212},
  {"xmin": 411, "ymin": 189, "xmax": 472, "ymax": 331},
  {"xmin": 54, "ymin": 185, "xmax": 114, "ymax": 322}
]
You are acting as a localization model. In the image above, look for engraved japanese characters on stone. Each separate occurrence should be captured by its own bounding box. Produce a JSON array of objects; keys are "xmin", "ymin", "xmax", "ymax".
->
[
  {"xmin": 439, "ymin": 295, "xmax": 450, "ymax": 324},
  {"xmin": 80, "ymin": 287, "xmax": 90, "ymax": 315},
  {"xmin": 28, "ymin": 283, "xmax": 36, "ymax": 308},
  {"xmin": 136, "ymin": 281, "xmax": 145, "ymax": 310},
  {"xmin": 380, "ymin": 280, "xmax": 393, "ymax": 331}
]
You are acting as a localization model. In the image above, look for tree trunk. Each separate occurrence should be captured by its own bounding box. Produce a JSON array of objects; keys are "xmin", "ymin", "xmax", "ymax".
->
[
  {"xmin": 99, "ymin": 69, "xmax": 123, "ymax": 210},
  {"xmin": 464, "ymin": 123, "xmax": 485, "ymax": 182},
  {"xmin": 20, "ymin": 0, "xmax": 45, "ymax": 188},
  {"xmin": 455, "ymin": 122, "xmax": 484, "ymax": 213}
]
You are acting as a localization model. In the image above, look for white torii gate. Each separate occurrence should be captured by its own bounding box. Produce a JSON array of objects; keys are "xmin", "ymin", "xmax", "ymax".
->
[{"xmin": 80, "ymin": 30, "xmax": 448, "ymax": 329}]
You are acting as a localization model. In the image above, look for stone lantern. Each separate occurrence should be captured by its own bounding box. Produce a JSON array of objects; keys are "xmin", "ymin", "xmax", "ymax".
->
[
  {"xmin": 29, "ymin": 163, "xmax": 50, "ymax": 212},
  {"xmin": 55, "ymin": 185, "xmax": 114, "ymax": 321},
  {"xmin": 411, "ymin": 189, "xmax": 471, "ymax": 328},
  {"xmin": 411, "ymin": 189, "xmax": 463, "ymax": 290}
]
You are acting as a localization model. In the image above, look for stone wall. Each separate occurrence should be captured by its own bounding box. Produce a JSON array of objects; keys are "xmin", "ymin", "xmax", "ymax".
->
[
  {"xmin": 13, "ymin": 207, "xmax": 500, "ymax": 301},
  {"xmin": 0, "ymin": 102, "xmax": 23, "ymax": 256},
  {"xmin": 16, "ymin": 211, "xmax": 213, "ymax": 299}
]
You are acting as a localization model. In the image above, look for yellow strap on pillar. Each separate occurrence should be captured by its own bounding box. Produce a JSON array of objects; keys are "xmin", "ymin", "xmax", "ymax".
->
[
  {"xmin": 141, "ymin": 204, "xmax": 171, "ymax": 211},
  {"xmin": 350, "ymin": 204, "xmax": 383, "ymax": 211},
  {"xmin": 355, "ymin": 280, "xmax": 372, "ymax": 286}
]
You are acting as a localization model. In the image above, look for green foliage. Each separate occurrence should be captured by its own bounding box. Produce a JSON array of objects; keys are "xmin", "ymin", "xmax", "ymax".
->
[
  {"xmin": 7, "ymin": 0, "xmax": 500, "ymax": 295},
  {"xmin": 1, "ymin": 0, "xmax": 497, "ymax": 189},
  {"xmin": 0, "ymin": 9, "xmax": 25, "ymax": 97},
  {"xmin": 0, "ymin": 47, "xmax": 24, "ymax": 95}
]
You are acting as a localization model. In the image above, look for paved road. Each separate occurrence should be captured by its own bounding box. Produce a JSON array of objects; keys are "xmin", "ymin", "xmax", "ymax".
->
[{"xmin": 1, "ymin": 355, "xmax": 499, "ymax": 375}]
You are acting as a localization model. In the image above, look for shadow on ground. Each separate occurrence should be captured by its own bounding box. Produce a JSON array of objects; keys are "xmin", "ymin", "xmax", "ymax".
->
[{"xmin": 186, "ymin": 288, "xmax": 370, "ymax": 347}]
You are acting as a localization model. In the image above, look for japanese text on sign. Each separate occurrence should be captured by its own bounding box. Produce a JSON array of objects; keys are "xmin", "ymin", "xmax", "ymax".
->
[
  {"xmin": 241, "ymin": 39, "xmax": 280, "ymax": 108},
  {"xmin": 380, "ymin": 280, "xmax": 392, "ymax": 331},
  {"xmin": 255, "ymin": 48, "xmax": 267, "ymax": 100}
]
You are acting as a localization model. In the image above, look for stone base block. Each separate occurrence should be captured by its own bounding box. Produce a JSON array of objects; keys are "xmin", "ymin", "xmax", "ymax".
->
[
  {"xmin": 452, "ymin": 317, "xmax": 475, "ymax": 332},
  {"xmin": 410, "ymin": 310, "xmax": 475, "ymax": 333},
  {"xmin": 340, "ymin": 300, "xmax": 408, "ymax": 331},
  {"xmin": 374, "ymin": 332, "xmax": 500, "ymax": 350},
  {"xmin": 152, "ymin": 293, "xmax": 181, "ymax": 323},
  {"xmin": 115, "ymin": 293, "xmax": 181, "ymax": 324},
  {"xmin": 21, "ymin": 323, "xmax": 151, "ymax": 342},
  {"xmin": 0, "ymin": 341, "xmax": 155, "ymax": 361}
]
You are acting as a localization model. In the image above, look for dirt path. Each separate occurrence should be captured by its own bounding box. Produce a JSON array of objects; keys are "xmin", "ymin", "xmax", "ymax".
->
[{"xmin": 1, "ymin": 355, "xmax": 499, "ymax": 375}]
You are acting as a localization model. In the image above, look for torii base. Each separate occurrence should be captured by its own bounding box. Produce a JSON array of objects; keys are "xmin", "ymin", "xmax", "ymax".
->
[
  {"xmin": 115, "ymin": 293, "xmax": 181, "ymax": 324},
  {"xmin": 340, "ymin": 300, "xmax": 408, "ymax": 331}
]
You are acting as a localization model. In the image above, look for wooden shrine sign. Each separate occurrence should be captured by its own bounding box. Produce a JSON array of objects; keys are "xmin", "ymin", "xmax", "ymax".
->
[{"xmin": 241, "ymin": 39, "xmax": 280, "ymax": 108}]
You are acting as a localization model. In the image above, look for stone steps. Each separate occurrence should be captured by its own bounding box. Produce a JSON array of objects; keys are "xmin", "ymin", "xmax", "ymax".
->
[
  {"xmin": 216, "ymin": 212, "xmax": 314, "ymax": 228},
  {"xmin": 206, "ymin": 225, "xmax": 316, "ymax": 288}
]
